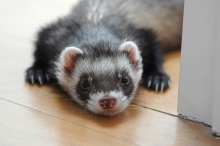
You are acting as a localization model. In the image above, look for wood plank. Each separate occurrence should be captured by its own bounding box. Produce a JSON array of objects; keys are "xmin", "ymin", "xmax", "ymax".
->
[
  {"xmin": 0, "ymin": 99, "xmax": 134, "ymax": 146},
  {"xmin": 1, "ymin": 93, "xmax": 219, "ymax": 146}
]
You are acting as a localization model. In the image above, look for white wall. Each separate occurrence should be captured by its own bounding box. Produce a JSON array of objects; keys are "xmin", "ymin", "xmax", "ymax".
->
[
  {"xmin": 178, "ymin": 0, "xmax": 220, "ymax": 134},
  {"xmin": 212, "ymin": 13, "xmax": 220, "ymax": 135}
]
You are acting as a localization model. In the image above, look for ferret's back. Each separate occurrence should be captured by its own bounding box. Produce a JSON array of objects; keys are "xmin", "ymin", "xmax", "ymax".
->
[{"xmin": 70, "ymin": 0, "xmax": 184, "ymax": 51}]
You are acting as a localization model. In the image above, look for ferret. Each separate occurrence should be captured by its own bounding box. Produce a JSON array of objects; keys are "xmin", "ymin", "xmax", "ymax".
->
[{"xmin": 25, "ymin": 0, "xmax": 184, "ymax": 116}]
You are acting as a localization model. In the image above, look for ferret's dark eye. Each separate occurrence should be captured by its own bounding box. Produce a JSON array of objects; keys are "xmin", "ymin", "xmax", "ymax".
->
[
  {"xmin": 80, "ymin": 78, "xmax": 90, "ymax": 89},
  {"xmin": 121, "ymin": 74, "xmax": 130, "ymax": 85}
]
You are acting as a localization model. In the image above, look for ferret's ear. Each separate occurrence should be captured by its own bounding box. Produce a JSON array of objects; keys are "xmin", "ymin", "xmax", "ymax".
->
[
  {"xmin": 119, "ymin": 41, "xmax": 140, "ymax": 64},
  {"xmin": 61, "ymin": 47, "xmax": 83, "ymax": 72}
]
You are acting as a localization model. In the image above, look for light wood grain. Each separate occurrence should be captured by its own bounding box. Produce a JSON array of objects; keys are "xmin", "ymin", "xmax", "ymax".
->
[
  {"xmin": 0, "ymin": 0, "xmax": 220, "ymax": 146},
  {"xmin": 0, "ymin": 99, "xmax": 133, "ymax": 146},
  {"xmin": 1, "ymin": 87, "xmax": 219, "ymax": 146}
]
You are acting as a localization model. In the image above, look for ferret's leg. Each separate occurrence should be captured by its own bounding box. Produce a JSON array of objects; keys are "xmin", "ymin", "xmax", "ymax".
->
[
  {"xmin": 26, "ymin": 27, "xmax": 55, "ymax": 85},
  {"xmin": 138, "ymin": 29, "xmax": 170, "ymax": 92},
  {"xmin": 141, "ymin": 45, "xmax": 170, "ymax": 92}
]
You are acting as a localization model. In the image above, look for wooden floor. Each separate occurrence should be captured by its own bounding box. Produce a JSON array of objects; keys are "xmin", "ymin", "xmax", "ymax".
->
[{"xmin": 0, "ymin": 0, "xmax": 219, "ymax": 145}]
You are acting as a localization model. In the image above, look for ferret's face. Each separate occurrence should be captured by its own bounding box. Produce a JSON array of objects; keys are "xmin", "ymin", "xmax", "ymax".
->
[
  {"xmin": 57, "ymin": 41, "xmax": 142, "ymax": 116},
  {"xmin": 74, "ymin": 58, "xmax": 141, "ymax": 116}
]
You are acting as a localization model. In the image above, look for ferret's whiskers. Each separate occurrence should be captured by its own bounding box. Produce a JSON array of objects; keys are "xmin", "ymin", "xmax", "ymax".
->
[
  {"xmin": 42, "ymin": 92, "xmax": 55, "ymax": 98},
  {"xmin": 126, "ymin": 104, "xmax": 141, "ymax": 111},
  {"xmin": 65, "ymin": 98, "xmax": 75, "ymax": 100},
  {"xmin": 123, "ymin": 109, "xmax": 130, "ymax": 116},
  {"xmin": 127, "ymin": 106, "xmax": 139, "ymax": 110}
]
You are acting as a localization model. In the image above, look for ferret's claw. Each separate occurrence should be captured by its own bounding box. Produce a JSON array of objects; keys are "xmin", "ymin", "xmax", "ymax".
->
[
  {"xmin": 161, "ymin": 83, "xmax": 164, "ymax": 93},
  {"xmin": 168, "ymin": 81, "xmax": 171, "ymax": 87},
  {"xmin": 31, "ymin": 75, "xmax": 34, "ymax": 84},
  {"xmin": 155, "ymin": 83, "xmax": 159, "ymax": 93},
  {"xmin": 148, "ymin": 81, "xmax": 151, "ymax": 87},
  {"xmin": 38, "ymin": 76, "xmax": 43, "ymax": 85},
  {"xmin": 46, "ymin": 74, "xmax": 50, "ymax": 82}
]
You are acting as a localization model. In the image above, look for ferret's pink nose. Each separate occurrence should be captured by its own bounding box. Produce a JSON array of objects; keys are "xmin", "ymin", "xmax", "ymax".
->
[{"xmin": 99, "ymin": 98, "xmax": 116, "ymax": 109}]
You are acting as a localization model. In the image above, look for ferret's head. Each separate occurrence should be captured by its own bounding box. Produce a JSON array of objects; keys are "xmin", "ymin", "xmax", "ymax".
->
[{"xmin": 56, "ymin": 41, "xmax": 142, "ymax": 116}]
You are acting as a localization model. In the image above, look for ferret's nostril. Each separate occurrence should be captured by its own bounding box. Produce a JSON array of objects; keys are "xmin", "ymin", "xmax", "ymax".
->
[
  {"xmin": 99, "ymin": 98, "xmax": 116, "ymax": 109},
  {"xmin": 108, "ymin": 98, "xmax": 116, "ymax": 108}
]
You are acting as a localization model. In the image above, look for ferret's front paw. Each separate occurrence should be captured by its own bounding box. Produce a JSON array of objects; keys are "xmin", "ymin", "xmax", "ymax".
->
[
  {"xmin": 142, "ymin": 72, "xmax": 170, "ymax": 93},
  {"xmin": 25, "ymin": 67, "xmax": 50, "ymax": 85}
]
